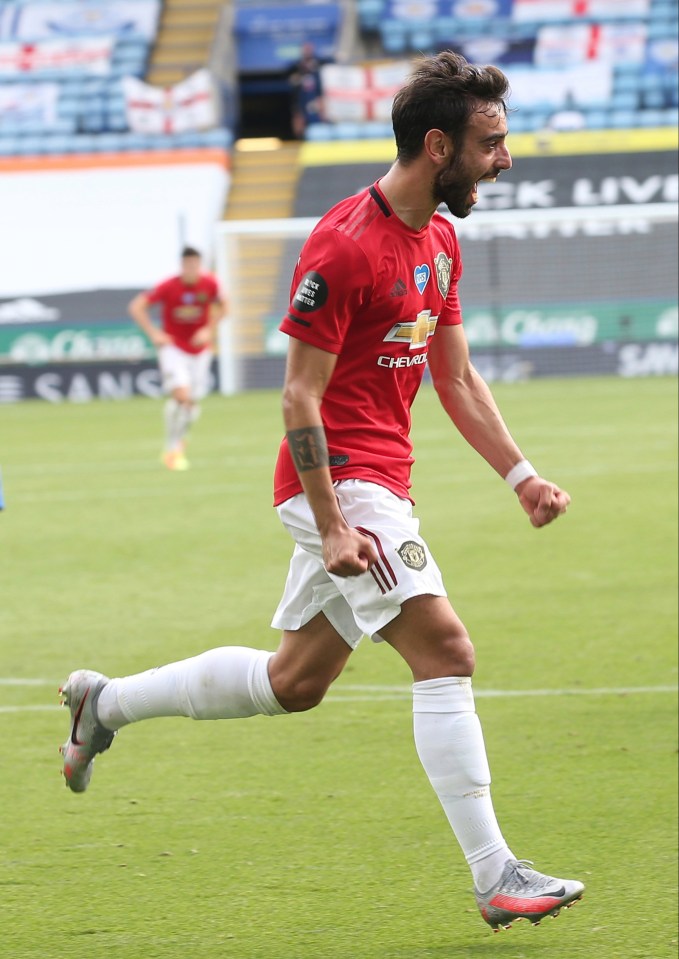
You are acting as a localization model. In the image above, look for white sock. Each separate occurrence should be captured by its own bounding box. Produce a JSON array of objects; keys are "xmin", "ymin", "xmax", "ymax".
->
[
  {"xmin": 413, "ymin": 677, "xmax": 513, "ymax": 893},
  {"xmin": 163, "ymin": 399, "xmax": 192, "ymax": 451},
  {"xmin": 96, "ymin": 646, "xmax": 287, "ymax": 730}
]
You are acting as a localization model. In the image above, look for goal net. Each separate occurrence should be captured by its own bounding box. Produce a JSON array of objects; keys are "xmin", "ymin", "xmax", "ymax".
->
[{"xmin": 215, "ymin": 203, "xmax": 678, "ymax": 394}]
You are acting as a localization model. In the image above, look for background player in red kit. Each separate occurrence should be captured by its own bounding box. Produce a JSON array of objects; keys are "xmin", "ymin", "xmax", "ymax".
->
[
  {"xmin": 128, "ymin": 246, "xmax": 228, "ymax": 471},
  {"xmin": 60, "ymin": 53, "xmax": 584, "ymax": 933}
]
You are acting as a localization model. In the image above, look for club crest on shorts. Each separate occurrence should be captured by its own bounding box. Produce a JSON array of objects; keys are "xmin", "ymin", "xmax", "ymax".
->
[
  {"xmin": 397, "ymin": 540, "xmax": 427, "ymax": 570},
  {"xmin": 434, "ymin": 252, "xmax": 452, "ymax": 298}
]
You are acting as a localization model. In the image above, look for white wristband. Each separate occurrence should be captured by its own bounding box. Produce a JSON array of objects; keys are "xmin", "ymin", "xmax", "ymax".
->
[{"xmin": 505, "ymin": 459, "xmax": 537, "ymax": 490}]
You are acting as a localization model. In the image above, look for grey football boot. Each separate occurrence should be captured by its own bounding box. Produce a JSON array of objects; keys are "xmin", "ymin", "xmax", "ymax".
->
[
  {"xmin": 475, "ymin": 859, "xmax": 584, "ymax": 931},
  {"xmin": 59, "ymin": 669, "xmax": 116, "ymax": 793}
]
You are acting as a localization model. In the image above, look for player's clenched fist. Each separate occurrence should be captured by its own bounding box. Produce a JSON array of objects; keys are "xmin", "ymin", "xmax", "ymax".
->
[
  {"xmin": 517, "ymin": 477, "xmax": 571, "ymax": 528},
  {"xmin": 322, "ymin": 527, "xmax": 378, "ymax": 577}
]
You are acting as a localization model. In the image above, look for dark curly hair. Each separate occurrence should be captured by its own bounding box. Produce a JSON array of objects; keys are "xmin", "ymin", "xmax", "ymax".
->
[{"xmin": 392, "ymin": 51, "xmax": 510, "ymax": 163}]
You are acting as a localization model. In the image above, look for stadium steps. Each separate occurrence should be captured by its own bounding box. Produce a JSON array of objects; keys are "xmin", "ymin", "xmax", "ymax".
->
[
  {"xmin": 223, "ymin": 142, "xmax": 302, "ymax": 353},
  {"xmin": 146, "ymin": 0, "xmax": 222, "ymax": 87}
]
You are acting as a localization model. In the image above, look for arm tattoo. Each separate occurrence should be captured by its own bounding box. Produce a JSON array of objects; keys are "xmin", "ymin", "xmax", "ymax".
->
[{"xmin": 287, "ymin": 426, "xmax": 329, "ymax": 472}]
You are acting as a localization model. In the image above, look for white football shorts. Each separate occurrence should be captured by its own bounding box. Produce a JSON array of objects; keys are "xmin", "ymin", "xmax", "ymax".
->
[
  {"xmin": 158, "ymin": 344, "xmax": 213, "ymax": 399},
  {"xmin": 272, "ymin": 479, "xmax": 447, "ymax": 648}
]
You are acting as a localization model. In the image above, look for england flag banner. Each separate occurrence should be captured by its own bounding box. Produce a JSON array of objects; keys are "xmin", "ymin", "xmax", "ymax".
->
[
  {"xmin": 512, "ymin": 0, "xmax": 650, "ymax": 21},
  {"xmin": 0, "ymin": 81, "xmax": 59, "ymax": 127},
  {"xmin": 0, "ymin": 36, "xmax": 113, "ymax": 75},
  {"xmin": 3, "ymin": 1, "xmax": 161, "ymax": 42},
  {"xmin": 122, "ymin": 69, "xmax": 219, "ymax": 134},
  {"xmin": 321, "ymin": 61, "xmax": 411, "ymax": 123},
  {"xmin": 535, "ymin": 22, "xmax": 648, "ymax": 68}
]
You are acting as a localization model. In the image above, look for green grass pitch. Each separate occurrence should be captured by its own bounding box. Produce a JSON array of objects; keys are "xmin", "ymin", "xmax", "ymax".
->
[{"xmin": 1, "ymin": 375, "xmax": 677, "ymax": 959}]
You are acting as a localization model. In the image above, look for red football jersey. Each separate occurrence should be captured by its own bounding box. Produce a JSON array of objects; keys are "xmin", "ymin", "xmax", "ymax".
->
[
  {"xmin": 146, "ymin": 274, "xmax": 220, "ymax": 354},
  {"xmin": 273, "ymin": 181, "xmax": 463, "ymax": 506}
]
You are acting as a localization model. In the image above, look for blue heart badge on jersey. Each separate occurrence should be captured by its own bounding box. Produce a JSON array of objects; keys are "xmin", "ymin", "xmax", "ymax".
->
[{"xmin": 414, "ymin": 263, "xmax": 430, "ymax": 295}]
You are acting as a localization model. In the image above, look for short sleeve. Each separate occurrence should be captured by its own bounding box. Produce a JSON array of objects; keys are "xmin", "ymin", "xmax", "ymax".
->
[
  {"xmin": 280, "ymin": 229, "xmax": 374, "ymax": 354},
  {"xmin": 435, "ymin": 226, "xmax": 463, "ymax": 328},
  {"xmin": 146, "ymin": 278, "xmax": 173, "ymax": 304}
]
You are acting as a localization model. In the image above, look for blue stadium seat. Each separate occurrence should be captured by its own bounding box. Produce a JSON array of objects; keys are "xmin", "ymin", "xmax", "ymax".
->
[
  {"xmin": 409, "ymin": 28, "xmax": 435, "ymax": 52},
  {"xmin": 433, "ymin": 17, "xmax": 457, "ymax": 43},
  {"xmin": 640, "ymin": 72, "xmax": 665, "ymax": 92},
  {"xmin": 93, "ymin": 133, "xmax": 127, "ymax": 152},
  {"xmin": 585, "ymin": 110, "xmax": 610, "ymax": 129},
  {"xmin": 357, "ymin": 0, "xmax": 386, "ymax": 31},
  {"xmin": 380, "ymin": 19, "xmax": 408, "ymax": 54},
  {"xmin": 507, "ymin": 114, "xmax": 531, "ymax": 133},
  {"xmin": 14, "ymin": 136, "xmax": 46, "ymax": 156},
  {"xmin": 0, "ymin": 137, "xmax": 20, "ymax": 157},
  {"xmin": 643, "ymin": 89, "xmax": 666, "ymax": 109},
  {"xmin": 69, "ymin": 134, "xmax": 99, "ymax": 153},
  {"xmin": 637, "ymin": 109, "xmax": 666, "ymax": 127},
  {"xmin": 202, "ymin": 127, "xmax": 234, "ymax": 148},
  {"xmin": 43, "ymin": 134, "xmax": 74, "ymax": 155},
  {"xmin": 614, "ymin": 71, "xmax": 643, "ymax": 94},
  {"xmin": 141, "ymin": 133, "xmax": 174, "ymax": 150},
  {"xmin": 612, "ymin": 91, "xmax": 640, "ymax": 111},
  {"xmin": 361, "ymin": 120, "xmax": 393, "ymax": 139},
  {"xmin": 173, "ymin": 130, "xmax": 201, "ymax": 148},
  {"xmin": 54, "ymin": 113, "xmax": 79, "ymax": 134},
  {"xmin": 649, "ymin": 19, "xmax": 679, "ymax": 38},
  {"xmin": 614, "ymin": 62, "xmax": 643, "ymax": 79},
  {"xmin": 123, "ymin": 133, "xmax": 155, "ymax": 151},
  {"xmin": 107, "ymin": 112, "xmax": 130, "ymax": 132},
  {"xmin": 382, "ymin": 31, "xmax": 408, "ymax": 54},
  {"xmin": 609, "ymin": 109, "xmax": 638, "ymax": 128},
  {"xmin": 82, "ymin": 78, "xmax": 106, "ymax": 96},
  {"xmin": 334, "ymin": 121, "xmax": 364, "ymax": 140},
  {"xmin": 305, "ymin": 122, "xmax": 334, "ymax": 141},
  {"xmin": 81, "ymin": 112, "xmax": 106, "ymax": 133}
]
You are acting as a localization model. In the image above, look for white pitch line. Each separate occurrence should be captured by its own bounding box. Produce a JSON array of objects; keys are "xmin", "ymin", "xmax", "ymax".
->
[
  {"xmin": 324, "ymin": 685, "xmax": 678, "ymax": 703},
  {"xmin": 329, "ymin": 683, "xmax": 678, "ymax": 698},
  {"xmin": 0, "ymin": 682, "xmax": 675, "ymax": 714},
  {"xmin": 0, "ymin": 705, "xmax": 58, "ymax": 713},
  {"xmin": 0, "ymin": 678, "xmax": 56, "ymax": 686}
]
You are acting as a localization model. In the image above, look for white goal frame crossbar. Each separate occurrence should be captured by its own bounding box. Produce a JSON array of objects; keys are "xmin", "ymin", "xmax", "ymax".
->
[{"xmin": 215, "ymin": 203, "xmax": 678, "ymax": 394}]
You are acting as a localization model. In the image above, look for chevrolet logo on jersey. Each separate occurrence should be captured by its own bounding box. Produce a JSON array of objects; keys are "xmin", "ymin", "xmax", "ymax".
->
[{"xmin": 383, "ymin": 310, "xmax": 438, "ymax": 350}]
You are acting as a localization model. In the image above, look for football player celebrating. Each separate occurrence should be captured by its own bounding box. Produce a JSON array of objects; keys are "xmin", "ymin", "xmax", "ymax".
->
[{"xmin": 61, "ymin": 52, "xmax": 583, "ymax": 933}]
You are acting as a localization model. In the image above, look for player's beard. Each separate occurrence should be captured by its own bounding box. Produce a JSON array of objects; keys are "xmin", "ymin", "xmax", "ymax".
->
[{"xmin": 433, "ymin": 152, "xmax": 481, "ymax": 220}]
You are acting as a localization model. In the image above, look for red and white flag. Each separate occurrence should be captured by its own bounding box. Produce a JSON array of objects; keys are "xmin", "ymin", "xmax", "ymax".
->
[
  {"xmin": 122, "ymin": 68, "xmax": 219, "ymax": 134},
  {"xmin": 0, "ymin": 36, "xmax": 113, "ymax": 74},
  {"xmin": 321, "ymin": 61, "xmax": 410, "ymax": 123},
  {"xmin": 513, "ymin": 0, "xmax": 650, "ymax": 21},
  {"xmin": 535, "ymin": 22, "xmax": 648, "ymax": 67}
]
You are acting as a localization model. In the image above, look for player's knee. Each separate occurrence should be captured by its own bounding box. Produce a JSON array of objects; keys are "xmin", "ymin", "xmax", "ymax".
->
[
  {"xmin": 453, "ymin": 631, "xmax": 475, "ymax": 675},
  {"xmin": 270, "ymin": 673, "xmax": 328, "ymax": 712},
  {"xmin": 173, "ymin": 387, "xmax": 191, "ymax": 405},
  {"xmin": 430, "ymin": 628, "xmax": 476, "ymax": 678}
]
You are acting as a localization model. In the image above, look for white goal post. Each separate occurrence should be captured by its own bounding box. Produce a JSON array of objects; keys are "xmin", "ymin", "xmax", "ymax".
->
[{"xmin": 215, "ymin": 203, "xmax": 678, "ymax": 394}]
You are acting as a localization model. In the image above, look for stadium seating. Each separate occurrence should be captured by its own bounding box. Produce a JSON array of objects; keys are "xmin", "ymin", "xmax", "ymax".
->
[
  {"xmin": 0, "ymin": 0, "xmax": 234, "ymax": 157},
  {"xmin": 1, "ymin": 0, "xmax": 677, "ymax": 152},
  {"xmin": 315, "ymin": 0, "xmax": 678, "ymax": 140}
]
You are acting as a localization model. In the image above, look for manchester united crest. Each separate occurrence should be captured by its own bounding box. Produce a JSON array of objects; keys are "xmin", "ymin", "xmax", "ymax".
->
[
  {"xmin": 397, "ymin": 540, "xmax": 427, "ymax": 570},
  {"xmin": 434, "ymin": 251, "xmax": 453, "ymax": 298}
]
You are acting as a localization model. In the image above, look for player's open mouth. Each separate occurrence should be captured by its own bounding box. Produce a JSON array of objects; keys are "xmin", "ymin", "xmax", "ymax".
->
[{"xmin": 471, "ymin": 182, "xmax": 479, "ymax": 203}]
